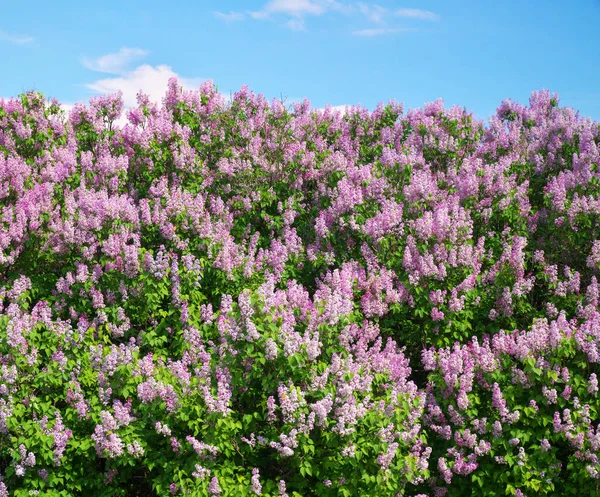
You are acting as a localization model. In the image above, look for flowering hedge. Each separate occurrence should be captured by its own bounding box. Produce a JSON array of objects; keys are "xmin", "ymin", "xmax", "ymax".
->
[{"xmin": 0, "ymin": 80, "xmax": 599, "ymax": 496}]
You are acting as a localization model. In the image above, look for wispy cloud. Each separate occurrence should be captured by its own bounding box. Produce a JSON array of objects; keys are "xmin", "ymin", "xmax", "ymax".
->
[
  {"xmin": 286, "ymin": 18, "xmax": 307, "ymax": 31},
  {"xmin": 216, "ymin": 0, "xmax": 350, "ymax": 29},
  {"xmin": 358, "ymin": 3, "xmax": 388, "ymax": 23},
  {"xmin": 352, "ymin": 27, "xmax": 416, "ymax": 36},
  {"xmin": 213, "ymin": 2, "xmax": 439, "ymax": 33},
  {"xmin": 394, "ymin": 8, "xmax": 440, "ymax": 20},
  {"xmin": 213, "ymin": 11, "xmax": 245, "ymax": 22},
  {"xmin": 256, "ymin": 0, "xmax": 351, "ymax": 17},
  {"xmin": 82, "ymin": 47, "xmax": 149, "ymax": 75},
  {"xmin": 0, "ymin": 29, "xmax": 34, "ymax": 45}
]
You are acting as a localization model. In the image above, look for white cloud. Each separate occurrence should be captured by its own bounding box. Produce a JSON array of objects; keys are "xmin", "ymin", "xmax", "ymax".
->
[
  {"xmin": 0, "ymin": 29, "xmax": 34, "ymax": 45},
  {"xmin": 219, "ymin": 0, "xmax": 350, "ymax": 29},
  {"xmin": 258, "ymin": 0, "xmax": 329, "ymax": 16},
  {"xmin": 84, "ymin": 63, "xmax": 203, "ymax": 109},
  {"xmin": 358, "ymin": 3, "xmax": 388, "ymax": 23},
  {"xmin": 248, "ymin": 10, "xmax": 270, "ymax": 20},
  {"xmin": 394, "ymin": 8, "xmax": 440, "ymax": 20},
  {"xmin": 352, "ymin": 27, "xmax": 416, "ymax": 36},
  {"xmin": 214, "ymin": 2, "xmax": 442, "ymax": 35},
  {"xmin": 213, "ymin": 11, "xmax": 245, "ymax": 22},
  {"xmin": 82, "ymin": 47, "xmax": 149, "ymax": 75},
  {"xmin": 213, "ymin": 2, "xmax": 440, "ymax": 32},
  {"xmin": 286, "ymin": 18, "xmax": 307, "ymax": 31}
]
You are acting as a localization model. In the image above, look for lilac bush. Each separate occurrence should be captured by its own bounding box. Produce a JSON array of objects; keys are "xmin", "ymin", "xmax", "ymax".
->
[{"xmin": 0, "ymin": 80, "xmax": 599, "ymax": 495}]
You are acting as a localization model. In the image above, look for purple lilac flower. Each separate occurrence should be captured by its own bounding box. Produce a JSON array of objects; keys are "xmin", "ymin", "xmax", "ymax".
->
[
  {"xmin": 251, "ymin": 468, "xmax": 262, "ymax": 495},
  {"xmin": 208, "ymin": 476, "xmax": 221, "ymax": 496}
]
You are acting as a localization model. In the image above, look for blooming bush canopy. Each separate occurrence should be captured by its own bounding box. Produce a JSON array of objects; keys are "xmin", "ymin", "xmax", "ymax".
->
[{"xmin": 0, "ymin": 79, "xmax": 599, "ymax": 496}]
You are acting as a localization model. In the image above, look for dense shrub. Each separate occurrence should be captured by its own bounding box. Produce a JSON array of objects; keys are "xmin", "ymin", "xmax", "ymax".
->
[{"xmin": 0, "ymin": 80, "xmax": 599, "ymax": 496}]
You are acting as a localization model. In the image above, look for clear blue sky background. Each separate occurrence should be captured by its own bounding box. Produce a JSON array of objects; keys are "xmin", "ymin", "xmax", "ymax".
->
[{"xmin": 1, "ymin": 0, "xmax": 599, "ymax": 121}]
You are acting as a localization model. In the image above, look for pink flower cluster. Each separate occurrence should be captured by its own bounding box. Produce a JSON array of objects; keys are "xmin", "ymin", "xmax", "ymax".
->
[{"xmin": 0, "ymin": 81, "xmax": 599, "ymax": 496}]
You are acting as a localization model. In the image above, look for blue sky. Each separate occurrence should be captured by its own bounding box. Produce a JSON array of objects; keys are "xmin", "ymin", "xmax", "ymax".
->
[{"xmin": 1, "ymin": 0, "xmax": 599, "ymax": 122}]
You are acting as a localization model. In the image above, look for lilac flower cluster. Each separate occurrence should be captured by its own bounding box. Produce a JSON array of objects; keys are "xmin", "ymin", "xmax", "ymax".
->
[{"xmin": 0, "ymin": 82, "xmax": 599, "ymax": 496}]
